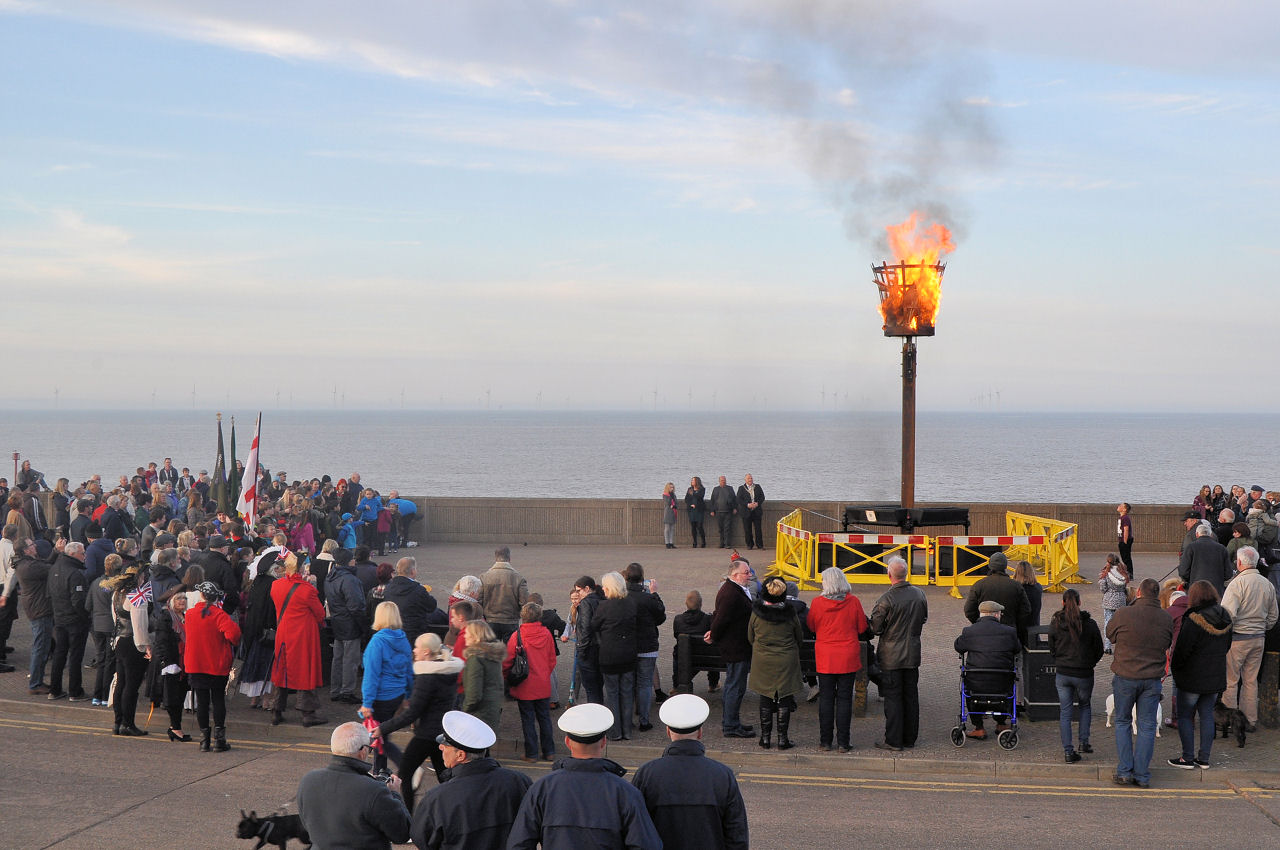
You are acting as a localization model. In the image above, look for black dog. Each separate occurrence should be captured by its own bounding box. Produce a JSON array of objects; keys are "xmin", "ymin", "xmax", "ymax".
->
[
  {"xmin": 236, "ymin": 810, "xmax": 311, "ymax": 850},
  {"xmin": 1212, "ymin": 702, "xmax": 1247, "ymax": 748}
]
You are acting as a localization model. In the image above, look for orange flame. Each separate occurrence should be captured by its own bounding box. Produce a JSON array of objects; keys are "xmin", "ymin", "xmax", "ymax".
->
[{"xmin": 876, "ymin": 212, "xmax": 954, "ymax": 335}]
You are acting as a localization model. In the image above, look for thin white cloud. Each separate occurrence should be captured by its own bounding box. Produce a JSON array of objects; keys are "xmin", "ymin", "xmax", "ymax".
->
[{"xmin": 1101, "ymin": 91, "xmax": 1238, "ymax": 116}]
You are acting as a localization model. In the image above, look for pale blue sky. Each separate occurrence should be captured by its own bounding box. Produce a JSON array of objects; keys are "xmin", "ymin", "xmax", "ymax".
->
[{"xmin": 3, "ymin": 1, "xmax": 1277, "ymax": 411}]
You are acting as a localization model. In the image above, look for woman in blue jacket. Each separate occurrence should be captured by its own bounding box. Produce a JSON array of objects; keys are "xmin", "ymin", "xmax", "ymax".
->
[{"xmin": 360, "ymin": 601, "xmax": 414, "ymax": 775}]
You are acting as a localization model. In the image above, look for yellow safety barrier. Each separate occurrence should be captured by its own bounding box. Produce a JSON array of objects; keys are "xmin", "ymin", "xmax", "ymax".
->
[
  {"xmin": 772, "ymin": 509, "xmax": 818, "ymax": 589},
  {"xmin": 1003, "ymin": 512, "xmax": 1083, "ymax": 591},
  {"xmin": 813, "ymin": 532, "xmax": 930, "ymax": 587},
  {"xmin": 936, "ymin": 513, "xmax": 1081, "ymax": 598},
  {"xmin": 776, "ymin": 510, "xmax": 1079, "ymax": 596},
  {"xmin": 772, "ymin": 510, "xmax": 927, "ymax": 589}
]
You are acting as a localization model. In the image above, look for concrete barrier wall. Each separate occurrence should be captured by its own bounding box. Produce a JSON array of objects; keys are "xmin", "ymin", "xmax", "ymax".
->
[
  {"xmin": 33, "ymin": 492, "xmax": 1193, "ymax": 555},
  {"xmin": 406, "ymin": 498, "xmax": 1192, "ymax": 554}
]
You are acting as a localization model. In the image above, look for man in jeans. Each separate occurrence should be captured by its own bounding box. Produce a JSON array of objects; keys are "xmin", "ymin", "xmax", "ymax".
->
[
  {"xmin": 706, "ymin": 557, "xmax": 754, "ymax": 738},
  {"xmin": 1220, "ymin": 546, "xmax": 1279, "ymax": 733},
  {"xmin": 11, "ymin": 538, "xmax": 54, "ymax": 693},
  {"xmin": 1106, "ymin": 578, "xmax": 1173, "ymax": 788}
]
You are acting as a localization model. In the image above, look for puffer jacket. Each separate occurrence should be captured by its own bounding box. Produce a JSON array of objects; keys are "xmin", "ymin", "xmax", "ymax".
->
[
  {"xmin": 1247, "ymin": 507, "xmax": 1279, "ymax": 546},
  {"xmin": 377, "ymin": 654, "xmax": 464, "ymax": 740},
  {"xmin": 362, "ymin": 627, "xmax": 414, "ymax": 705},
  {"xmin": 1171, "ymin": 603, "xmax": 1233, "ymax": 694},
  {"xmin": 1099, "ymin": 567, "xmax": 1129, "ymax": 610}
]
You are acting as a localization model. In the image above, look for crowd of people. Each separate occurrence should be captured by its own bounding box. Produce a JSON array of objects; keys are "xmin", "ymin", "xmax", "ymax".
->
[{"xmin": 7, "ymin": 459, "xmax": 1280, "ymax": 846}]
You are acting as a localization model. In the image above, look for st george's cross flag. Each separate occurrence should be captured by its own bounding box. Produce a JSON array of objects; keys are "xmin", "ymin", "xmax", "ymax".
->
[{"xmin": 236, "ymin": 412, "xmax": 262, "ymax": 530}]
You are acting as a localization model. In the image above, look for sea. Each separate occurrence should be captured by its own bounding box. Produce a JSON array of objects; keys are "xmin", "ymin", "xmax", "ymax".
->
[{"xmin": 0, "ymin": 410, "xmax": 1264, "ymax": 504}]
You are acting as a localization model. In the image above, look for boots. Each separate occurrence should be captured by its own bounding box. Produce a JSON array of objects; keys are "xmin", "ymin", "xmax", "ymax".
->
[
  {"xmin": 777, "ymin": 706, "xmax": 795, "ymax": 750},
  {"xmin": 758, "ymin": 704, "xmax": 774, "ymax": 749},
  {"xmin": 199, "ymin": 728, "xmax": 211, "ymax": 752},
  {"xmin": 213, "ymin": 726, "xmax": 230, "ymax": 752}
]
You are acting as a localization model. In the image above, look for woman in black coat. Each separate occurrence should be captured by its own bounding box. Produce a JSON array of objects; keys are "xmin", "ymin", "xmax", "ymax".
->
[
  {"xmin": 1046, "ymin": 589, "xmax": 1104, "ymax": 762},
  {"xmin": 591, "ymin": 571, "xmax": 639, "ymax": 741},
  {"xmin": 685, "ymin": 477, "xmax": 707, "ymax": 548},
  {"xmin": 373, "ymin": 633, "xmax": 464, "ymax": 812},
  {"xmin": 1168, "ymin": 580, "xmax": 1233, "ymax": 769}
]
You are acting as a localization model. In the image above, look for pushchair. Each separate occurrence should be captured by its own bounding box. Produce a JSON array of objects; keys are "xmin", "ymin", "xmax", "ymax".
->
[{"xmin": 950, "ymin": 653, "xmax": 1019, "ymax": 750}]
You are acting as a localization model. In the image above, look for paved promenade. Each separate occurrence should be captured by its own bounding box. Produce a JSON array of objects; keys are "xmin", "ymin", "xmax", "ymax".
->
[{"xmin": 2, "ymin": 543, "xmax": 1277, "ymax": 848}]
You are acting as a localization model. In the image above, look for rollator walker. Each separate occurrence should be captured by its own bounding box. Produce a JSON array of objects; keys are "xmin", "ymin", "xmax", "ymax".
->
[{"xmin": 950, "ymin": 652, "xmax": 1020, "ymax": 750}]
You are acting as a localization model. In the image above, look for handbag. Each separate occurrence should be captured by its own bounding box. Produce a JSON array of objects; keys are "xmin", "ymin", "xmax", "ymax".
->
[
  {"xmin": 264, "ymin": 583, "xmax": 300, "ymax": 643},
  {"xmin": 506, "ymin": 627, "xmax": 530, "ymax": 687}
]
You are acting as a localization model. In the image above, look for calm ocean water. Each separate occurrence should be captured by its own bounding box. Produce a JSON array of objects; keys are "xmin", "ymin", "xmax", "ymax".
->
[{"xmin": 0, "ymin": 410, "xmax": 1266, "ymax": 504}]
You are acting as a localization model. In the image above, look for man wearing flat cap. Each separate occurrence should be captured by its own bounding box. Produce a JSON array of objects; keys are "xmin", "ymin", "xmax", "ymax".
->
[
  {"xmin": 631, "ymin": 694, "xmax": 748, "ymax": 849},
  {"xmin": 954, "ymin": 600, "xmax": 1022, "ymax": 740},
  {"xmin": 962, "ymin": 552, "xmax": 1030, "ymax": 647},
  {"xmin": 409, "ymin": 711, "xmax": 530, "ymax": 850},
  {"xmin": 508, "ymin": 704, "xmax": 661, "ymax": 850}
]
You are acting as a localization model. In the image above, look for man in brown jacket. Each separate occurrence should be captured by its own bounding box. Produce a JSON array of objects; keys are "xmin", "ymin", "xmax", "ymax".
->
[
  {"xmin": 1105, "ymin": 578, "xmax": 1173, "ymax": 788},
  {"xmin": 480, "ymin": 546, "xmax": 529, "ymax": 643}
]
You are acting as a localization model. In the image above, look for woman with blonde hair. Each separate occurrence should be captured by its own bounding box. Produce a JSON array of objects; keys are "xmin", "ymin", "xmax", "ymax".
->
[
  {"xmin": 360, "ymin": 600, "xmax": 414, "ymax": 775},
  {"xmin": 52, "ymin": 478, "xmax": 72, "ymax": 535},
  {"xmin": 373, "ymin": 632, "xmax": 464, "ymax": 809},
  {"xmin": 661, "ymin": 482, "xmax": 678, "ymax": 549},
  {"xmin": 461, "ymin": 619, "xmax": 505, "ymax": 735},
  {"xmin": 592, "ymin": 571, "xmax": 639, "ymax": 740}
]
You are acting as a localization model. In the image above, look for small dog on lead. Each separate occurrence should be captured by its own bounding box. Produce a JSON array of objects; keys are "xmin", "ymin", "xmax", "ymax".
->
[
  {"xmin": 236, "ymin": 810, "xmax": 311, "ymax": 850},
  {"xmin": 1103, "ymin": 693, "xmax": 1162, "ymax": 736}
]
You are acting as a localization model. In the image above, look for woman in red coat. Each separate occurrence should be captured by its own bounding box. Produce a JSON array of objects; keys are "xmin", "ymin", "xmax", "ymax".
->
[
  {"xmin": 806, "ymin": 567, "xmax": 870, "ymax": 753},
  {"xmin": 270, "ymin": 553, "xmax": 328, "ymax": 728},
  {"xmin": 503, "ymin": 602, "xmax": 559, "ymax": 761},
  {"xmin": 184, "ymin": 581, "xmax": 242, "ymax": 752}
]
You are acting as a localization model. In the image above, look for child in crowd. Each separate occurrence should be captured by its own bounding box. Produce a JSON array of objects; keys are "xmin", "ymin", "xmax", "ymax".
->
[
  {"xmin": 1098, "ymin": 553, "xmax": 1129, "ymax": 654},
  {"xmin": 671, "ymin": 590, "xmax": 719, "ymax": 693}
]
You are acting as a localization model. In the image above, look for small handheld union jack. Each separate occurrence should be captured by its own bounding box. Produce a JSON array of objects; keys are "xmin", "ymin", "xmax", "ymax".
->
[{"xmin": 127, "ymin": 581, "xmax": 153, "ymax": 608}]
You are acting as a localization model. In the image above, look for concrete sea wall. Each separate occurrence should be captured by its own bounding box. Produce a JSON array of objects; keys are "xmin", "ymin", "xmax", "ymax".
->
[{"xmin": 403, "ymin": 498, "xmax": 1190, "ymax": 554}]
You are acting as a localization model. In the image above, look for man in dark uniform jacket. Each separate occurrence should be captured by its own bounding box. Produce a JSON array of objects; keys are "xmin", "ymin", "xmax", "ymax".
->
[
  {"xmin": 707, "ymin": 556, "xmax": 755, "ymax": 738},
  {"xmin": 632, "ymin": 694, "xmax": 748, "ymax": 850},
  {"xmin": 47, "ymin": 541, "xmax": 91, "ymax": 701},
  {"xmin": 735, "ymin": 474, "xmax": 765, "ymax": 550},
  {"xmin": 954, "ymin": 600, "xmax": 1022, "ymax": 739},
  {"xmin": 962, "ymin": 552, "xmax": 1031, "ymax": 646},
  {"xmin": 508, "ymin": 704, "xmax": 660, "ymax": 850},
  {"xmin": 708, "ymin": 476, "xmax": 738, "ymax": 549},
  {"xmin": 409, "ymin": 711, "xmax": 530, "ymax": 850}
]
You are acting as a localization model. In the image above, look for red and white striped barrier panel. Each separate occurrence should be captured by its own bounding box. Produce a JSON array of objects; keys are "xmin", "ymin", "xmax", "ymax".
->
[
  {"xmin": 934, "ymin": 535, "xmax": 1047, "ymax": 546},
  {"xmin": 816, "ymin": 533, "xmax": 927, "ymax": 546},
  {"xmin": 1052, "ymin": 527, "xmax": 1076, "ymax": 543},
  {"xmin": 777, "ymin": 524, "xmax": 812, "ymax": 541}
]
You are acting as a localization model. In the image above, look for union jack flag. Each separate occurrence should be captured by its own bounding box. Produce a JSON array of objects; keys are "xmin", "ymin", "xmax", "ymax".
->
[{"xmin": 127, "ymin": 581, "xmax": 153, "ymax": 608}]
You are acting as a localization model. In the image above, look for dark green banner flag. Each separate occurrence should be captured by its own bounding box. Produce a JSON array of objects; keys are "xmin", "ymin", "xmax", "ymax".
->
[
  {"xmin": 228, "ymin": 416, "xmax": 240, "ymax": 510},
  {"xmin": 212, "ymin": 413, "xmax": 229, "ymax": 514}
]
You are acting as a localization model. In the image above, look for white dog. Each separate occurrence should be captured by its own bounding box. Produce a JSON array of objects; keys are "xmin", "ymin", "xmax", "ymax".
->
[{"xmin": 1104, "ymin": 693, "xmax": 1163, "ymax": 737}]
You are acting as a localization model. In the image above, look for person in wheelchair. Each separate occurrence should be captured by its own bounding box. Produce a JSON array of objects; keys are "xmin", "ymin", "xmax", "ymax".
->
[{"xmin": 955, "ymin": 600, "xmax": 1022, "ymax": 740}]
